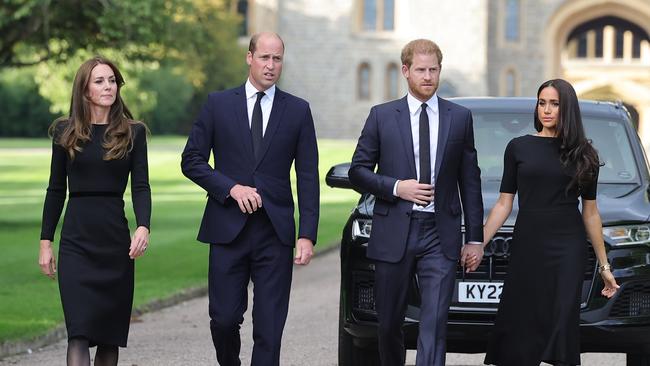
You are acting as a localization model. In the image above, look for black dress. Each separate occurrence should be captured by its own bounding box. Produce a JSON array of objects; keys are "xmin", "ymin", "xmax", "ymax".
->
[
  {"xmin": 484, "ymin": 135, "xmax": 598, "ymax": 366},
  {"xmin": 40, "ymin": 123, "xmax": 151, "ymax": 347}
]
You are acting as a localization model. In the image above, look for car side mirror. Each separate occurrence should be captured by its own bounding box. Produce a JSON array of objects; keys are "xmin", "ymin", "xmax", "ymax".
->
[{"xmin": 326, "ymin": 162, "xmax": 363, "ymax": 193}]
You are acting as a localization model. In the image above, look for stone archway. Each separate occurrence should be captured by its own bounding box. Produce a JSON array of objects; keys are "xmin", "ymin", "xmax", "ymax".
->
[
  {"xmin": 545, "ymin": 0, "xmax": 650, "ymax": 77},
  {"xmin": 544, "ymin": 0, "xmax": 650, "ymax": 148}
]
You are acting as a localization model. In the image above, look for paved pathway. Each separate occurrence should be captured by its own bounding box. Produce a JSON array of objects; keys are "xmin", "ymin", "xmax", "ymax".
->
[{"xmin": 1, "ymin": 249, "xmax": 625, "ymax": 365}]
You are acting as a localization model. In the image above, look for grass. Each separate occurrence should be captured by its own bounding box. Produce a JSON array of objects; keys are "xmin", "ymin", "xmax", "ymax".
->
[{"xmin": 0, "ymin": 137, "xmax": 359, "ymax": 343}]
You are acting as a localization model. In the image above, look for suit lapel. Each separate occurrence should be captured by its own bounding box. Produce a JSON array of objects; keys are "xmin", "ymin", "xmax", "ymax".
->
[
  {"xmin": 396, "ymin": 97, "xmax": 417, "ymax": 178},
  {"xmin": 233, "ymin": 86, "xmax": 256, "ymax": 165},
  {"xmin": 435, "ymin": 97, "xmax": 451, "ymax": 177},
  {"xmin": 255, "ymin": 88, "xmax": 287, "ymax": 167}
]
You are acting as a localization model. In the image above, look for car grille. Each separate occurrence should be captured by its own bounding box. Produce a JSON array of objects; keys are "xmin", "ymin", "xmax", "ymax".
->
[
  {"xmin": 352, "ymin": 271, "xmax": 376, "ymax": 313},
  {"xmin": 610, "ymin": 281, "xmax": 650, "ymax": 318},
  {"xmin": 350, "ymin": 235, "xmax": 598, "ymax": 317},
  {"xmin": 456, "ymin": 233, "xmax": 597, "ymax": 281}
]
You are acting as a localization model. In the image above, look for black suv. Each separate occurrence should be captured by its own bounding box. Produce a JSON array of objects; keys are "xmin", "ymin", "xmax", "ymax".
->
[{"xmin": 327, "ymin": 98, "xmax": 650, "ymax": 366}]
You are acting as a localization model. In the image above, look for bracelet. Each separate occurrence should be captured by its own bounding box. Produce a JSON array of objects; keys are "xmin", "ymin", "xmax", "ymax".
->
[{"xmin": 598, "ymin": 263, "xmax": 612, "ymax": 273}]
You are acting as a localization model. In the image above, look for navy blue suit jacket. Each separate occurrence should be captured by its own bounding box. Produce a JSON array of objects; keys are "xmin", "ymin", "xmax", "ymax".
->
[
  {"xmin": 181, "ymin": 85, "xmax": 319, "ymax": 247},
  {"xmin": 349, "ymin": 96, "xmax": 483, "ymax": 262}
]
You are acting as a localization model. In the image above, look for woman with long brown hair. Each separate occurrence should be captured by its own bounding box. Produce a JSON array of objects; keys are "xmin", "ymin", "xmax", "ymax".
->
[
  {"xmin": 38, "ymin": 56, "xmax": 151, "ymax": 366},
  {"xmin": 477, "ymin": 79, "xmax": 619, "ymax": 366}
]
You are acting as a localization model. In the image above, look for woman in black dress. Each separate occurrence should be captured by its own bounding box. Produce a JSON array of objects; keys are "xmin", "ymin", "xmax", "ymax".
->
[
  {"xmin": 38, "ymin": 57, "xmax": 151, "ymax": 366},
  {"xmin": 477, "ymin": 79, "xmax": 619, "ymax": 366}
]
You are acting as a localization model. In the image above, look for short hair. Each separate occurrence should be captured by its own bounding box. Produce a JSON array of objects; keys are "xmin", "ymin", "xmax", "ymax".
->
[
  {"xmin": 248, "ymin": 32, "xmax": 285, "ymax": 54},
  {"xmin": 400, "ymin": 39, "xmax": 443, "ymax": 68}
]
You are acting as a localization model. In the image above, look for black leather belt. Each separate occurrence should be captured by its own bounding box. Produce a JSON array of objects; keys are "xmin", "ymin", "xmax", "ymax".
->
[
  {"xmin": 409, "ymin": 210, "xmax": 436, "ymax": 219},
  {"xmin": 69, "ymin": 191, "xmax": 123, "ymax": 198}
]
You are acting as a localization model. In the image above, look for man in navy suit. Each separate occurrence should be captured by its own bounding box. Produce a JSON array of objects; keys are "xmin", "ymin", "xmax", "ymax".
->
[
  {"xmin": 349, "ymin": 39, "xmax": 484, "ymax": 366},
  {"xmin": 181, "ymin": 32, "xmax": 319, "ymax": 366}
]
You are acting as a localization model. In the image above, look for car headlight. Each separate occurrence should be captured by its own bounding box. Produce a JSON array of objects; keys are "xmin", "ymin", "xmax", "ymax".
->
[
  {"xmin": 603, "ymin": 225, "xmax": 650, "ymax": 247},
  {"xmin": 352, "ymin": 218, "xmax": 372, "ymax": 240}
]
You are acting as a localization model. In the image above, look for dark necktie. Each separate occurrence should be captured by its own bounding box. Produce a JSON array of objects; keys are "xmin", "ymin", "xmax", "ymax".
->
[
  {"xmin": 419, "ymin": 103, "xmax": 431, "ymax": 185},
  {"xmin": 251, "ymin": 91, "xmax": 265, "ymax": 159}
]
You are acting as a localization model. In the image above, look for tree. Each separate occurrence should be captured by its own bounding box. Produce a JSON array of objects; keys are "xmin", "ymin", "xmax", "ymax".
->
[
  {"xmin": 0, "ymin": 0, "xmax": 175, "ymax": 67},
  {"xmin": 0, "ymin": 0, "xmax": 247, "ymax": 135}
]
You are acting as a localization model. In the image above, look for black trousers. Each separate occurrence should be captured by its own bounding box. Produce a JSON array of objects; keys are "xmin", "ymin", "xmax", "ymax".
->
[
  {"xmin": 208, "ymin": 209, "xmax": 293, "ymax": 366},
  {"xmin": 375, "ymin": 212, "xmax": 456, "ymax": 366}
]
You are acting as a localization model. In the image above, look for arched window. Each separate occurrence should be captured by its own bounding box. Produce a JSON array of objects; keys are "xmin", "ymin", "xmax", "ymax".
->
[
  {"xmin": 383, "ymin": 0, "xmax": 395, "ymax": 31},
  {"xmin": 504, "ymin": 0, "xmax": 520, "ymax": 41},
  {"xmin": 501, "ymin": 68, "xmax": 518, "ymax": 97},
  {"xmin": 360, "ymin": 0, "xmax": 395, "ymax": 32},
  {"xmin": 236, "ymin": 0, "xmax": 249, "ymax": 37},
  {"xmin": 385, "ymin": 63, "xmax": 399, "ymax": 100},
  {"xmin": 505, "ymin": 70, "xmax": 516, "ymax": 96},
  {"xmin": 358, "ymin": 63, "xmax": 371, "ymax": 100},
  {"xmin": 362, "ymin": 0, "xmax": 377, "ymax": 31}
]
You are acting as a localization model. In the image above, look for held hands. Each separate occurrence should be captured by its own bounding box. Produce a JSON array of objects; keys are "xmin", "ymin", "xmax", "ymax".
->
[
  {"xmin": 129, "ymin": 226, "xmax": 150, "ymax": 259},
  {"xmin": 600, "ymin": 269, "xmax": 620, "ymax": 298},
  {"xmin": 294, "ymin": 238, "xmax": 314, "ymax": 265},
  {"xmin": 396, "ymin": 180, "xmax": 433, "ymax": 205},
  {"xmin": 230, "ymin": 184, "xmax": 263, "ymax": 214},
  {"xmin": 39, "ymin": 240, "xmax": 57, "ymax": 279},
  {"xmin": 460, "ymin": 243, "xmax": 484, "ymax": 273}
]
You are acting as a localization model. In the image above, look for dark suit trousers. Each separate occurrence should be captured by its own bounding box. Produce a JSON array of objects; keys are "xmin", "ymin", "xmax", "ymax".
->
[
  {"xmin": 208, "ymin": 209, "xmax": 293, "ymax": 366},
  {"xmin": 375, "ymin": 211, "xmax": 456, "ymax": 366}
]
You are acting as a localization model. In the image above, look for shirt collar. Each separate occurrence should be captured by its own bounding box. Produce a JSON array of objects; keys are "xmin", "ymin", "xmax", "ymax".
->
[
  {"xmin": 245, "ymin": 79, "xmax": 276, "ymax": 100},
  {"xmin": 407, "ymin": 92, "xmax": 438, "ymax": 116}
]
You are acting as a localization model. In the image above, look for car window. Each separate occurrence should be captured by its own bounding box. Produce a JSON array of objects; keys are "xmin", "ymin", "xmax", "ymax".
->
[
  {"xmin": 583, "ymin": 118, "xmax": 638, "ymax": 183},
  {"xmin": 473, "ymin": 112, "xmax": 639, "ymax": 183}
]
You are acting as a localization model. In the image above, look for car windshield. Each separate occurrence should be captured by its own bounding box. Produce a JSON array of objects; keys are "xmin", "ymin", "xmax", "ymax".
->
[{"xmin": 474, "ymin": 113, "xmax": 639, "ymax": 184}]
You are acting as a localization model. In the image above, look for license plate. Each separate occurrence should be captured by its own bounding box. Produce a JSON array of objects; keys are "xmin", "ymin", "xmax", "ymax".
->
[{"xmin": 458, "ymin": 281, "xmax": 503, "ymax": 303}]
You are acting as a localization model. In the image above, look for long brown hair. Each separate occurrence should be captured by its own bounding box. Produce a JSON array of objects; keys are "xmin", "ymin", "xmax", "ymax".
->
[
  {"xmin": 49, "ymin": 56, "xmax": 142, "ymax": 160},
  {"xmin": 534, "ymin": 79, "xmax": 601, "ymax": 192}
]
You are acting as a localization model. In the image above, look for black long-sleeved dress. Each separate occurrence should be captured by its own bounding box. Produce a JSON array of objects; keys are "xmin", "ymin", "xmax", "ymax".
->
[
  {"xmin": 484, "ymin": 135, "xmax": 598, "ymax": 366},
  {"xmin": 41, "ymin": 122, "xmax": 151, "ymax": 347}
]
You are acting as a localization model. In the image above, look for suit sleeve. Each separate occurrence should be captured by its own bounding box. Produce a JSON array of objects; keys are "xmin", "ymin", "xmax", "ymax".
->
[
  {"xmin": 40, "ymin": 132, "xmax": 68, "ymax": 241},
  {"xmin": 181, "ymin": 95, "xmax": 237, "ymax": 204},
  {"xmin": 348, "ymin": 107, "xmax": 398, "ymax": 202},
  {"xmin": 458, "ymin": 109, "xmax": 484, "ymax": 243},
  {"xmin": 294, "ymin": 105, "xmax": 320, "ymax": 244},
  {"xmin": 130, "ymin": 124, "xmax": 152, "ymax": 230}
]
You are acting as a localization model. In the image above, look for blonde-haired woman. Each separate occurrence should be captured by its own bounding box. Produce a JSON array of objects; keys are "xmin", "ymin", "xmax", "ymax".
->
[{"xmin": 39, "ymin": 57, "xmax": 151, "ymax": 366}]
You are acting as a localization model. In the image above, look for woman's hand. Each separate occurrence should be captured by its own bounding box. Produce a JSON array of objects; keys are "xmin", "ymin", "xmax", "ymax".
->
[
  {"xmin": 129, "ymin": 226, "xmax": 150, "ymax": 259},
  {"xmin": 39, "ymin": 240, "xmax": 57, "ymax": 279},
  {"xmin": 600, "ymin": 270, "xmax": 620, "ymax": 298}
]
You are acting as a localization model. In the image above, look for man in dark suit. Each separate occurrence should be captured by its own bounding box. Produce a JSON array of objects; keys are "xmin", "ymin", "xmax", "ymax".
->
[
  {"xmin": 349, "ymin": 39, "xmax": 484, "ymax": 366},
  {"xmin": 181, "ymin": 32, "xmax": 319, "ymax": 366}
]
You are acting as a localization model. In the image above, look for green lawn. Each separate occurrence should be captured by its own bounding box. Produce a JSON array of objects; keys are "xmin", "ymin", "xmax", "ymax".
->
[{"xmin": 0, "ymin": 137, "xmax": 359, "ymax": 343}]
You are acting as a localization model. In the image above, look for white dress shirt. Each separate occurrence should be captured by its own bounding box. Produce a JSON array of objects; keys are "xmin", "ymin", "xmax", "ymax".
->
[
  {"xmin": 245, "ymin": 79, "xmax": 276, "ymax": 136},
  {"xmin": 393, "ymin": 92, "xmax": 439, "ymax": 212}
]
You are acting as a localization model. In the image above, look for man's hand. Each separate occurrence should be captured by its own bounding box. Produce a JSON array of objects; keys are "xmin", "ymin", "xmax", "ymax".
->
[
  {"xmin": 460, "ymin": 244, "xmax": 484, "ymax": 273},
  {"xmin": 396, "ymin": 179, "xmax": 433, "ymax": 205},
  {"xmin": 294, "ymin": 238, "xmax": 314, "ymax": 265},
  {"xmin": 230, "ymin": 184, "xmax": 263, "ymax": 214}
]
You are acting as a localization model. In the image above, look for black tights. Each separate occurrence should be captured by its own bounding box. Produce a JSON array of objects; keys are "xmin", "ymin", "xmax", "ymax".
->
[{"xmin": 66, "ymin": 337, "xmax": 119, "ymax": 366}]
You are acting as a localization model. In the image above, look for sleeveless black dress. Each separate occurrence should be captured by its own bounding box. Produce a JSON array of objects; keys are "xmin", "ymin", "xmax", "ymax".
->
[
  {"xmin": 40, "ymin": 123, "xmax": 151, "ymax": 347},
  {"xmin": 484, "ymin": 135, "xmax": 598, "ymax": 366}
]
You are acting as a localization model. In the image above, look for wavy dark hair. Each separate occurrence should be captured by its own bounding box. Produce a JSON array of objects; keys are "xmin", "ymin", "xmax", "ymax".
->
[
  {"xmin": 534, "ymin": 79, "xmax": 600, "ymax": 193},
  {"xmin": 49, "ymin": 56, "xmax": 144, "ymax": 160}
]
